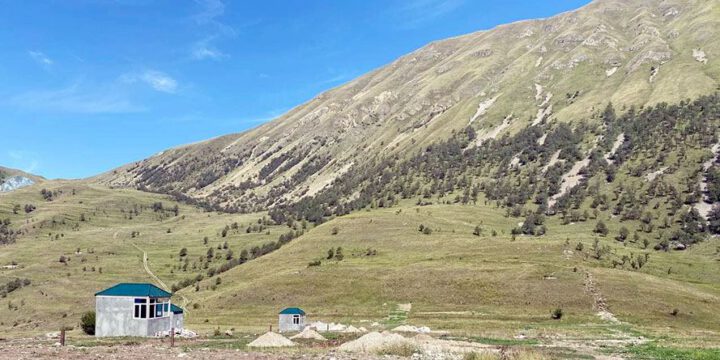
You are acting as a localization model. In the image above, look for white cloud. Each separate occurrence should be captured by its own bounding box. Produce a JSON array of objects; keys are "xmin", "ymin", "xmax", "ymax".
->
[
  {"xmin": 140, "ymin": 71, "xmax": 178, "ymax": 93},
  {"xmin": 122, "ymin": 70, "xmax": 179, "ymax": 93},
  {"xmin": 28, "ymin": 50, "xmax": 53, "ymax": 67},
  {"xmin": 191, "ymin": 38, "xmax": 227, "ymax": 60},
  {"xmin": 7, "ymin": 83, "xmax": 144, "ymax": 114},
  {"xmin": 190, "ymin": 0, "xmax": 238, "ymax": 61}
]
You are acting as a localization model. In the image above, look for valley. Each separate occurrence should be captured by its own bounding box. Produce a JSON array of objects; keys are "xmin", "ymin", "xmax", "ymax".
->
[{"xmin": 2, "ymin": 0, "xmax": 720, "ymax": 358}]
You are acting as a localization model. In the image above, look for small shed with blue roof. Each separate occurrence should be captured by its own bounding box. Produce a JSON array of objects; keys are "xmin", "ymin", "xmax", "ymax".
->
[
  {"xmin": 278, "ymin": 307, "xmax": 306, "ymax": 332},
  {"xmin": 95, "ymin": 283, "xmax": 183, "ymax": 337}
]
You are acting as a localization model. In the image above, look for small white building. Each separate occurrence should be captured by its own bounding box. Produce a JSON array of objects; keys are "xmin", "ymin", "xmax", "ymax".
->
[
  {"xmin": 95, "ymin": 283, "xmax": 183, "ymax": 337},
  {"xmin": 278, "ymin": 307, "xmax": 306, "ymax": 332}
]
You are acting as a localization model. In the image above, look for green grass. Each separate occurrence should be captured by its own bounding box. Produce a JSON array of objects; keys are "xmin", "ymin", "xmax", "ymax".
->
[
  {"xmin": 385, "ymin": 304, "xmax": 410, "ymax": 325},
  {"xmin": 618, "ymin": 343, "xmax": 720, "ymax": 360},
  {"xmin": 187, "ymin": 196, "xmax": 720, "ymax": 345}
]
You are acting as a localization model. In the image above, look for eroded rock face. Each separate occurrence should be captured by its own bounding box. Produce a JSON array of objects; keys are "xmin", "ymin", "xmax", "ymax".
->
[{"xmin": 0, "ymin": 176, "xmax": 34, "ymax": 192}]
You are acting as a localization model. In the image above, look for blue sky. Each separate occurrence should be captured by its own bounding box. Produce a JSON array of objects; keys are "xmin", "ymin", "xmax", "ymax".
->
[{"xmin": 0, "ymin": 0, "xmax": 591, "ymax": 179}]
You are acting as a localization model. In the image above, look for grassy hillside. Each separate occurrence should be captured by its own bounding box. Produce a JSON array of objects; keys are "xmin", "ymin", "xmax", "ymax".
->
[
  {"xmin": 0, "ymin": 181, "xmax": 297, "ymax": 336},
  {"xmin": 2, "ymin": 181, "xmax": 718, "ymax": 353},
  {"xmin": 186, "ymin": 200, "xmax": 720, "ymax": 346}
]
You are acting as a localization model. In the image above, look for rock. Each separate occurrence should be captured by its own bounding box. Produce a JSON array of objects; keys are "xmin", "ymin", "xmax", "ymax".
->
[
  {"xmin": 0, "ymin": 176, "xmax": 34, "ymax": 192},
  {"xmin": 693, "ymin": 49, "xmax": 708, "ymax": 64}
]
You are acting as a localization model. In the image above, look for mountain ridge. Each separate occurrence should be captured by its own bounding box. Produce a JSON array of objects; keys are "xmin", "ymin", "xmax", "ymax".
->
[{"xmin": 95, "ymin": 0, "xmax": 719, "ymax": 213}]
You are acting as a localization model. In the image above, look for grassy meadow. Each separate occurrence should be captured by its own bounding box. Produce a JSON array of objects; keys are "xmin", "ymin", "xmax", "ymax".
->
[
  {"xmin": 0, "ymin": 180, "xmax": 719, "ymax": 358},
  {"xmin": 0, "ymin": 181, "xmax": 292, "ymax": 337}
]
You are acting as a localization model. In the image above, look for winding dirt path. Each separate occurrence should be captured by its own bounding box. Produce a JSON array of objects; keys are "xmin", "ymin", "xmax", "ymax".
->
[{"xmin": 131, "ymin": 243, "xmax": 190, "ymax": 313}]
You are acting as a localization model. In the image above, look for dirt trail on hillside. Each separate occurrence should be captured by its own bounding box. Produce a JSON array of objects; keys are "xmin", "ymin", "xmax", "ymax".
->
[
  {"xmin": 583, "ymin": 270, "xmax": 618, "ymax": 323},
  {"xmin": 132, "ymin": 243, "xmax": 190, "ymax": 313}
]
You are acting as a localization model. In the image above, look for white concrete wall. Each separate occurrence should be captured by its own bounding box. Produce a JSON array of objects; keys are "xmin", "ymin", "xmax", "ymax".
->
[
  {"xmin": 96, "ymin": 296, "xmax": 148, "ymax": 337},
  {"xmin": 278, "ymin": 314, "xmax": 305, "ymax": 332},
  {"xmin": 95, "ymin": 296, "xmax": 177, "ymax": 337},
  {"xmin": 147, "ymin": 316, "xmax": 172, "ymax": 336}
]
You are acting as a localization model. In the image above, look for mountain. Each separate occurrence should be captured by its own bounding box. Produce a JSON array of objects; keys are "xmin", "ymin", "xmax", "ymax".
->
[{"xmin": 95, "ymin": 0, "xmax": 719, "ymax": 213}]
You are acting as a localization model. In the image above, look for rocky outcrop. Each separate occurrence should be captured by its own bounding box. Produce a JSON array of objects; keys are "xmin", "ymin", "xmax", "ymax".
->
[{"xmin": 0, "ymin": 176, "xmax": 34, "ymax": 193}]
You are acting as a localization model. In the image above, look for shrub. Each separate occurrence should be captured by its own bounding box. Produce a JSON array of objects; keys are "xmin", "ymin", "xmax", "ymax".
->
[
  {"xmin": 594, "ymin": 220, "xmax": 609, "ymax": 236},
  {"xmin": 334, "ymin": 247, "xmax": 344, "ymax": 261},
  {"xmin": 473, "ymin": 226, "xmax": 483, "ymax": 236},
  {"xmin": 616, "ymin": 226, "xmax": 629, "ymax": 241},
  {"xmin": 551, "ymin": 308, "xmax": 563, "ymax": 320},
  {"xmin": 81, "ymin": 311, "xmax": 96, "ymax": 335}
]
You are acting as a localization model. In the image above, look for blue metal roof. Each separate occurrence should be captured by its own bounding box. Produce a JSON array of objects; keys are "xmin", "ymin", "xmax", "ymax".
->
[
  {"xmin": 279, "ymin": 307, "xmax": 305, "ymax": 315},
  {"xmin": 161, "ymin": 303, "xmax": 184, "ymax": 314},
  {"xmin": 95, "ymin": 283, "xmax": 172, "ymax": 298}
]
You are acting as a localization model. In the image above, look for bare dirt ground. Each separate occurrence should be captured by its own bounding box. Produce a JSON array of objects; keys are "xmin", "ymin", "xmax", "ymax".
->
[{"xmin": 0, "ymin": 341, "xmax": 398, "ymax": 360}]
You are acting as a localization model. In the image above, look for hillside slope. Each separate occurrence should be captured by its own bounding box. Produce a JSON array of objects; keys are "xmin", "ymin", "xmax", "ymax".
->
[
  {"xmin": 95, "ymin": 0, "xmax": 720, "ymax": 212},
  {"xmin": 186, "ymin": 200, "xmax": 720, "ymax": 343},
  {"xmin": 0, "ymin": 180, "xmax": 295, "ymax": 336}
]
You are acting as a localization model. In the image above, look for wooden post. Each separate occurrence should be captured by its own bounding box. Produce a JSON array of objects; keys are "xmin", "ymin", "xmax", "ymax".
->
[
  {"xmin": 60, "ymin": 328, "xmax": 65, "ymax": 346},
  {"xmin": 269, "ymin": 324, "xmax": 272, "ymax": 332},
  {"xmin": 170, "ymin": 327, "xmax": 175, "ymax": 347}
]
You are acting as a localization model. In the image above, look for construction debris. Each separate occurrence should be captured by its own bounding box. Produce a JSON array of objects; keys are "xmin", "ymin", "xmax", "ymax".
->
[
  {"xmin": 290, "ymin": 327, "xmax": 326, "ymax": 341},
  {"xmin": 338, "ymin": 331, "xmax": 412, "ymax": 353},
  {"xmin": 154, "ymin": 328, "xmax": 197, "ymax": 338},
  {"xmin": 342, "ymin": 325, "xmax": 364, "ymax": 333},
  {"xmin": 392, "ymin": 325, "xmax": 433, "ymax": 333}
]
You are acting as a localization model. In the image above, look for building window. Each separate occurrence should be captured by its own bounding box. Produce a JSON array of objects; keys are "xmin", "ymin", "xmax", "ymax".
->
[
  {"xmin": 134, "ymin": 298, "xmax": 147, "ymax": 319},
  {"xmin": 292, "ymin": 315, "xmax": 300, "ymax": 324},
  {"xmin": 149, "ymin": 298, "xmax": 157, "ymax": 319}
]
